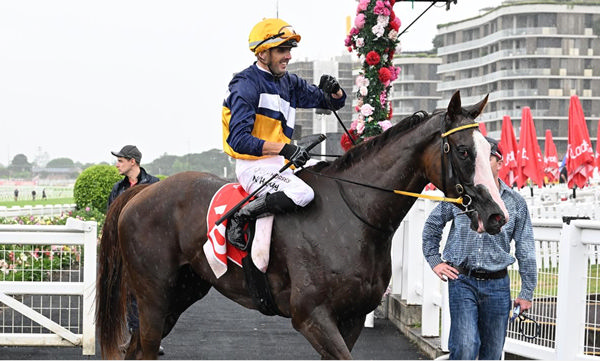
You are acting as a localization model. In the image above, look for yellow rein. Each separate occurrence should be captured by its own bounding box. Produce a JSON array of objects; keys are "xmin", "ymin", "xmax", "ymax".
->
[{"xmin": 392, "ymin": 122, "xmax": 480, "ymax": 206}]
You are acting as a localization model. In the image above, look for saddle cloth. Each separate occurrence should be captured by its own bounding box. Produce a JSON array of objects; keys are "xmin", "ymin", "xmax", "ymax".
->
[{"xmin": 204, "ymin": 183, "xmax": 273, "ymax": 279}]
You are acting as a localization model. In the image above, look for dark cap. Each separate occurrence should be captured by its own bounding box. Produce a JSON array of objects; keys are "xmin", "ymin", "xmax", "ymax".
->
[
  {"xmin": 111, "ymin": 145, "xmax": 142, "ymax": 164},
  {"xmin": 485, "ymin": 136, "xmax": 502, "ymax": 160}
]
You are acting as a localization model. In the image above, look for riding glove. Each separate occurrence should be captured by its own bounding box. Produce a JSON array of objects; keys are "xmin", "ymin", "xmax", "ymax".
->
[
  {"xmin": 279, "ymin": 144, "xmax": 310, "ymax": 168},
  {"xmin": 318, "ymin": 75, "xmax": 341, "ymax": 94}
]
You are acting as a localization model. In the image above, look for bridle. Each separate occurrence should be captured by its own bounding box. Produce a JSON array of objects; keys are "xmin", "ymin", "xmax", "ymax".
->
[
  {"xmin": 439, "ymin": 117, "xmax": 480, "ymax": 211},
  {"xmin": 301, "ymin": 118, "xmax": 482, "ymax": 229}
]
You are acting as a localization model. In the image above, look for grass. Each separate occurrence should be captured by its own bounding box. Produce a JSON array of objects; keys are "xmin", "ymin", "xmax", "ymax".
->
[
  {"xmin": 0, "ymin": 198, "xmax": 74, "ymax": 207},
  {"xmin": 510, "ymin": 263, "xmax": 600, "ymax": 300}
]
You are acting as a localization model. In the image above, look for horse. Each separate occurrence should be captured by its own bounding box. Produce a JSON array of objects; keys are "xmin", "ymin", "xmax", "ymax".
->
[{"xmin": 96, "ymin": 90, "xmax": 508, "ymax": 359}]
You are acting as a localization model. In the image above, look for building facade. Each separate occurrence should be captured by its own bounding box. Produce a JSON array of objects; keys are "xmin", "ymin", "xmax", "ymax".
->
[
  {"xmin": 287, "ymin": 56, "xmax": 354, "ymax": 156},
  {"xmin": 435, "ymin": 0, "xmax": 600, "ymax": 154},
  {"xmin": 389, "ymin": 52, "xmax": 442, "ymax": 123}
]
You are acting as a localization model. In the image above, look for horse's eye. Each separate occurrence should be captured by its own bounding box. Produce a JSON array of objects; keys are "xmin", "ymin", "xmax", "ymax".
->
[{"xmin": 456, "ymin": 145, "xmax": 470, "ymax": 160}]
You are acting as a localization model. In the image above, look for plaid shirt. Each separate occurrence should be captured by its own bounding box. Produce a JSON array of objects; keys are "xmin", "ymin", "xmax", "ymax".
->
[{"xmin": 422, "ymin": 180, "xmax": 537, "ymax": 301}]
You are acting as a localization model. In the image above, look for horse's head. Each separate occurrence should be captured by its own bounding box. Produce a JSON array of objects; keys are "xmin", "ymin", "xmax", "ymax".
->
[{"xmin": 429, "ymin": 90, "xmax": 509, "ymax": 234}]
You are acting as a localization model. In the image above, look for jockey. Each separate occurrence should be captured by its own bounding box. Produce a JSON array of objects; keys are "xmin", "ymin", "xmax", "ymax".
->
[{"xmin": 222, "ymin": 18, "xmax": 346, "ymax": 250}]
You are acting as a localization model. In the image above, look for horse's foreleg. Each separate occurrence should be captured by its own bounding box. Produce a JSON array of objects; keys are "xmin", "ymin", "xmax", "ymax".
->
[
  {"xmin": 292, "ymin": 305, "xmax": 353, "ymax": 360},
  {"xmin": 338, "ymin": 314, "xmax": 367, "ymax": 352}
]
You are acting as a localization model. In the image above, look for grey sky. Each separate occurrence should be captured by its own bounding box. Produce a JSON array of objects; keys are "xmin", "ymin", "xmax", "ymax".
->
[{"xmin": 0, "ymin": 0, "xmax": 500, "ymax": 166}]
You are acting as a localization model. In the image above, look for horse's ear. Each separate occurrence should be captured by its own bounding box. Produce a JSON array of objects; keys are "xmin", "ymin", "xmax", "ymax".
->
[
  {"xmin": 466, "ymin": 94, "xmax": 489, "ymax": 119},
  {"xmin": 447, "ymin": 90, "xmax": 462, "ymax": 119}
]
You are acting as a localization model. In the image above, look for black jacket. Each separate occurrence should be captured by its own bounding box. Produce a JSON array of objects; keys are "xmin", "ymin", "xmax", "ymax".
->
[{"xmin": 107, "ymin": 167, "xmax": 160, "ymax": 209}]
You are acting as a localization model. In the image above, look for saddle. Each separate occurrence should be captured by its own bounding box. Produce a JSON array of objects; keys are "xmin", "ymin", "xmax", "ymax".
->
[{"xmin": 204, "ymin": 183, "xmax": 281, "ymax": 316}]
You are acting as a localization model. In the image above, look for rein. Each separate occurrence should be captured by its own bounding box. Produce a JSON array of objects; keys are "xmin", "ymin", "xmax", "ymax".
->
[{"xmin": 303, "ymin": 122, "xmax": 480, "ymax": 207}]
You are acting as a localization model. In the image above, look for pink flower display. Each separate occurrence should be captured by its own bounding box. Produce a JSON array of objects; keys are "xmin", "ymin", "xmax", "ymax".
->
[{"xmin": 342, "ymin": 0, "xmax": 401, "ymax": 148}]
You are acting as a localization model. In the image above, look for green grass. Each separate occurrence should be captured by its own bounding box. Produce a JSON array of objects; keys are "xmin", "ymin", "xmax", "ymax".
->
[{"xmin": 0, "ymin": 198, "xmax": 74, "ymax": 207}]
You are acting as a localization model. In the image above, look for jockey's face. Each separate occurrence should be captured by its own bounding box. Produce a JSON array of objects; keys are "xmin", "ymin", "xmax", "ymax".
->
[{"xmin": 258, "ymin": 46, "xmax": 292, "ymax": 77}]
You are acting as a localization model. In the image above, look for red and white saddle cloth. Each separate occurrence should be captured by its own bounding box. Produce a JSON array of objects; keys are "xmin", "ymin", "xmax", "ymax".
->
[{"xmin": 204, "ymin": 183, "xmax": 273, "ymax": 279}]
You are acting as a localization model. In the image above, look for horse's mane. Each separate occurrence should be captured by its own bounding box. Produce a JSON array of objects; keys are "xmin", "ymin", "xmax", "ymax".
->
[{"xmin": 315, "ymin": 109, "xmax": 439, "ymax": 172}]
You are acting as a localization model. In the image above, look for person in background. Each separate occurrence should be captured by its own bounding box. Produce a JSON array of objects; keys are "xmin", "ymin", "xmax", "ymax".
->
[
  {"xmin": 13, "ymin": 189, "xmax": 18, "ymax": 202},
  {"xmin": 421, "ymin": 136, "xmax": 537, "ymax": 360},
  {"xmin": 42, "ymin": 189, "xmax": 47, "ymax": 200},
  {"xmin": 222, "ymin": 17, "xmax": 346, "ymax": 250},
  {"xmin": 31, "ymin": 190, "xmax": 36, "ymax": 201},
  {"xmin": 107, "ymin": 145, "xmax": 162, "ymax": 355}
]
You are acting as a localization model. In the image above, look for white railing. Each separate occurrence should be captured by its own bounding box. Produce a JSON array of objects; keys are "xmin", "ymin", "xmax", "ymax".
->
[
  {"xmin": 0, "ymin": 204, "xmax": 76, "ymax": 219},
  {"xmin": 0, "ymin": 218, "xmax": 97, "ymax": 355},
  {"xmin": 393, "ymin": 194, "xmax": 600, "ymax": 360}
]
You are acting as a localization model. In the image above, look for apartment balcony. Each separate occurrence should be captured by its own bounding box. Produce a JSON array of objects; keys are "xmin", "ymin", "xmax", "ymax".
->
[
  {"xmin": 437, "ymin": 68, "xmax": 551, "ymax": 92},
  {"xmin": 438, "ymin": 48, "xmax": 528, "ymax": 73},
  {"xmin": 437, "ymin": 27, "xmax": 559, "ymax": 56}
]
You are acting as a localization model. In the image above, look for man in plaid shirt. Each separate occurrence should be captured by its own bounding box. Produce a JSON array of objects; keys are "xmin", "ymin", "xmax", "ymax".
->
[{"xmin": 422, "ymin": 136, "xmax": 537, "ymax": 360}]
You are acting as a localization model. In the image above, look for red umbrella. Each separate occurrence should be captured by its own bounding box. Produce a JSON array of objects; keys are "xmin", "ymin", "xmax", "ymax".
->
[
  {"xmin": 498, "ymin": 115, "xmax": 519, "ymax": 187},
  {"xmin": 543, "ymin": 129, "xmax": 560, "ymax": 183},
  {"xmin": 596, "ymin": 119, "xmax": 600, "ymax": 170},
  {"xmin": 567, "ymin": 95, "xmax": 595, "ymax": 188},
  {"xmin": 517, "ymin": 107, "xmax": 544, "ymax": 188},
  {"xmin": 478, "ymin": 122, "xmax": 488, "ymax": 136}
]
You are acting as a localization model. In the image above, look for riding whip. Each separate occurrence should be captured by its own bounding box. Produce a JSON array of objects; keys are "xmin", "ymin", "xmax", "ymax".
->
[{"xmin": 215, "ymin": 134, "xmax": 327, "ymax": 225}]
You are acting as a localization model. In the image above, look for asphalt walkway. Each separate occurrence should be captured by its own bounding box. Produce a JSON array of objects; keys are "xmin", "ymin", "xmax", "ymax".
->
[{"xmin": 0, "ymin": 289, "xmax": 427, "ymax": 360}]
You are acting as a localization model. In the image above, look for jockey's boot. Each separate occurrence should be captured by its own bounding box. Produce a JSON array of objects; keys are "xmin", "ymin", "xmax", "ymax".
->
[
  {"xmin": 226, "ymin": 191, "xmax": 299, "ymax": 251},
  {"xmin": 227, "ymin": 194, "xmax": 270, "ymax": 251}
]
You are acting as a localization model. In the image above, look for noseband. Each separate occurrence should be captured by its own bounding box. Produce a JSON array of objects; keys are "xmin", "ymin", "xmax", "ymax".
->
[{"xmin": 440, "ymin": 120, "xmax": 480, "ymax": 210}]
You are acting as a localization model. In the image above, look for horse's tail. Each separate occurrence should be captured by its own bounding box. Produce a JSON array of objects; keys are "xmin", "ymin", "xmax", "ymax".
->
[{"xmin": 96, "ymin": 185, "xmax": 150, "ymax": 359}]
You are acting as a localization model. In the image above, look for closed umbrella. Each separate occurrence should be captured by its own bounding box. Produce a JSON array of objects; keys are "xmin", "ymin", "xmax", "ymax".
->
[
  {"xmin": 543, "ymin": 129, "xmax": 560, "ymax": 184},
  {"xmin": 567, "ymin": 95, "xmax": 595, "ymax": 189},
  {"xmin": 517, "ymin": 107, "xmax": 544, "ymax": 188},
  {"xmin": 479, "ymin": 122, "xmax": 488, "ymax": 136},
  {"xmin": 596, "ymin": 119, "xmax": 600, "ymax": 171},
  {"xmin": 498, "ymin": 115, "xmax": 519, "ymax": 187}
]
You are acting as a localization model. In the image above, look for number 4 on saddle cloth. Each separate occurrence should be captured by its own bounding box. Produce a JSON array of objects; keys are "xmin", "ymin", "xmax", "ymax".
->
[{"xmin": 204, "ymin": 183, "xmax": 274, "ymax": 279}]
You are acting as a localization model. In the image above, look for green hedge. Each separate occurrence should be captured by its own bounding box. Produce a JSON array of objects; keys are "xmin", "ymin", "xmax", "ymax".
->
[{"xmin": 73, "ymin": 164, "xmax": 121, "ymax": 213}]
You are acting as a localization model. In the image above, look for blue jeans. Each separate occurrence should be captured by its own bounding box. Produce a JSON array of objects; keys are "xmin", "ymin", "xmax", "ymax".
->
[{"xmin": 448, "ymin": 274, "xmax": 511, "ymax": 360}]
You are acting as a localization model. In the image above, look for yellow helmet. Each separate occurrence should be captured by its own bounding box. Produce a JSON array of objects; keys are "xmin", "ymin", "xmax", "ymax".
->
[{"xmin": 248, "ymin": 18, "xmax": 301, "ymax": 55}]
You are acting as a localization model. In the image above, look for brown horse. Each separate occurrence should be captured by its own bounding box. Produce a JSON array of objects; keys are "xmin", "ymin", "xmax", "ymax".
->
[{"xmin": 96, "ymin": 91, "xmax": 508, "ymax": 359}]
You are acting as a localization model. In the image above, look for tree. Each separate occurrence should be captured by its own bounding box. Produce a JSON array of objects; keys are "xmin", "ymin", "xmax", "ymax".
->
[
  {"xmin": 9, "ymin": 154, "xmax": 31, "ymax": 172},
  {"xmin": 46, "ymin": 158, "xmax": 75, "ymax": 168}
]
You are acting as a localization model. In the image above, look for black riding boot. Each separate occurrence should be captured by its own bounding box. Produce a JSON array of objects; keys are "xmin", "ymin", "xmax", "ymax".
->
[
  {"xmin": 227, "ymin": 194, "xmax": 270, "ymax": 250},
  {"xmin": 226, "ymin": 191, "xmax": 300, "ymax": 250}
]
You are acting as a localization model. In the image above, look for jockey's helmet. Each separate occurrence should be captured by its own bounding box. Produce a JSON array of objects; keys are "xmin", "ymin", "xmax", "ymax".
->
[{"xmin": 248, "ymin": 18, "xmax": 301, "ymax": 55}]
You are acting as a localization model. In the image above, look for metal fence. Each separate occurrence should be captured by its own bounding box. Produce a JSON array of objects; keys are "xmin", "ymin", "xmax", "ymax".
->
[
  {"xmin": 392, "ymin": 193, "xmax": 600, "ymax": 360},
  {"xmin": 0, "ymin": 218, "xmax": 97, "ymax": 355}
]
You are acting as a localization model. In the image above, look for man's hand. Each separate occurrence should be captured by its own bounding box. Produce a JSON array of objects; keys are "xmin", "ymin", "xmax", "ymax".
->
[
  {"xmin": 513, "ymin": 298, "xmax": 532, "ymax": 312},
  {"xmin": 432, "ymin": 262, "xmax": 460, "ymax": 282},
  {"xmin": 319, "ymin": 74, "xmax": 341, "ymax": 95},
  {"xmin": 279, "ymin": 143, "xmax": 310, "ymax": 168}
]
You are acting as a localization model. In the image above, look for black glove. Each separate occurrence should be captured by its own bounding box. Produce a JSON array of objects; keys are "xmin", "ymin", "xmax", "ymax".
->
[
  {"xmin": 318, "ymin": 74, "xmax": 341, "ymax": 94},
  {"xmin": 279, "ymin": 143, "xmax": 310, "ymax": 168}
]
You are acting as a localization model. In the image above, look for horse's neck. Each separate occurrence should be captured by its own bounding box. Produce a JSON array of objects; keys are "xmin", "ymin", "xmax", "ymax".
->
[{"xmin": 332, "ymin": 121, "xmax": 438, "ymax": 232}]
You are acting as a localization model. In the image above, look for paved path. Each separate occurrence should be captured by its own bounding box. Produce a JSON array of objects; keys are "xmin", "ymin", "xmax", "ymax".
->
[{"xmin": 0, "ymin": 289, "xmax": 427, "ymax": 360}]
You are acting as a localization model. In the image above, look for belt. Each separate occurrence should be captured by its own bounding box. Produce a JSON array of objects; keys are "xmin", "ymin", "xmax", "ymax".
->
[{"xmin": 449, "ymin": 263, "xmax": 507, "ymax": 280}]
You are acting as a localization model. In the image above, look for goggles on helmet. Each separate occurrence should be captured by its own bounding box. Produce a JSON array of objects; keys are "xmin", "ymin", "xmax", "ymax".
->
[{"xmin": 251, "ymin": 25, "xmax": 298, "ymax": 53}]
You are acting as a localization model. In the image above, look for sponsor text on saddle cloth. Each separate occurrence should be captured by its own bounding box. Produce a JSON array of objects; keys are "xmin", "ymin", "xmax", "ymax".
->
[{"xmin": 204, "ymin": 183, "xmax": 274, "ymax": 278}]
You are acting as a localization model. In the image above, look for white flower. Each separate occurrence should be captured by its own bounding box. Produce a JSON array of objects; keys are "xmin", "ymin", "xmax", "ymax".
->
[
  {"xmin": 359, "ymin": 86, "xmax": 368, "ymax": 96},
  {"xmin": 356, "ymin": 37, "xmax": 365, "ymax": 48},
  {"xmin": 388, "ymin": 29, "xmax": 398, "ymax": 41},
  {"xmin": 360, "ymin": 103, "xmax": 375, "ymax": 117},
  {"xmin": 372, "ymin": 24, "xmax": 385, "ymax": 38},
  {"xmin": 356, "ymin": 119, "xmax": 366, "ymax": 134},
  {"xmin": 377, "ymin": 15, "xmax": 389, "ymax": 27}
]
